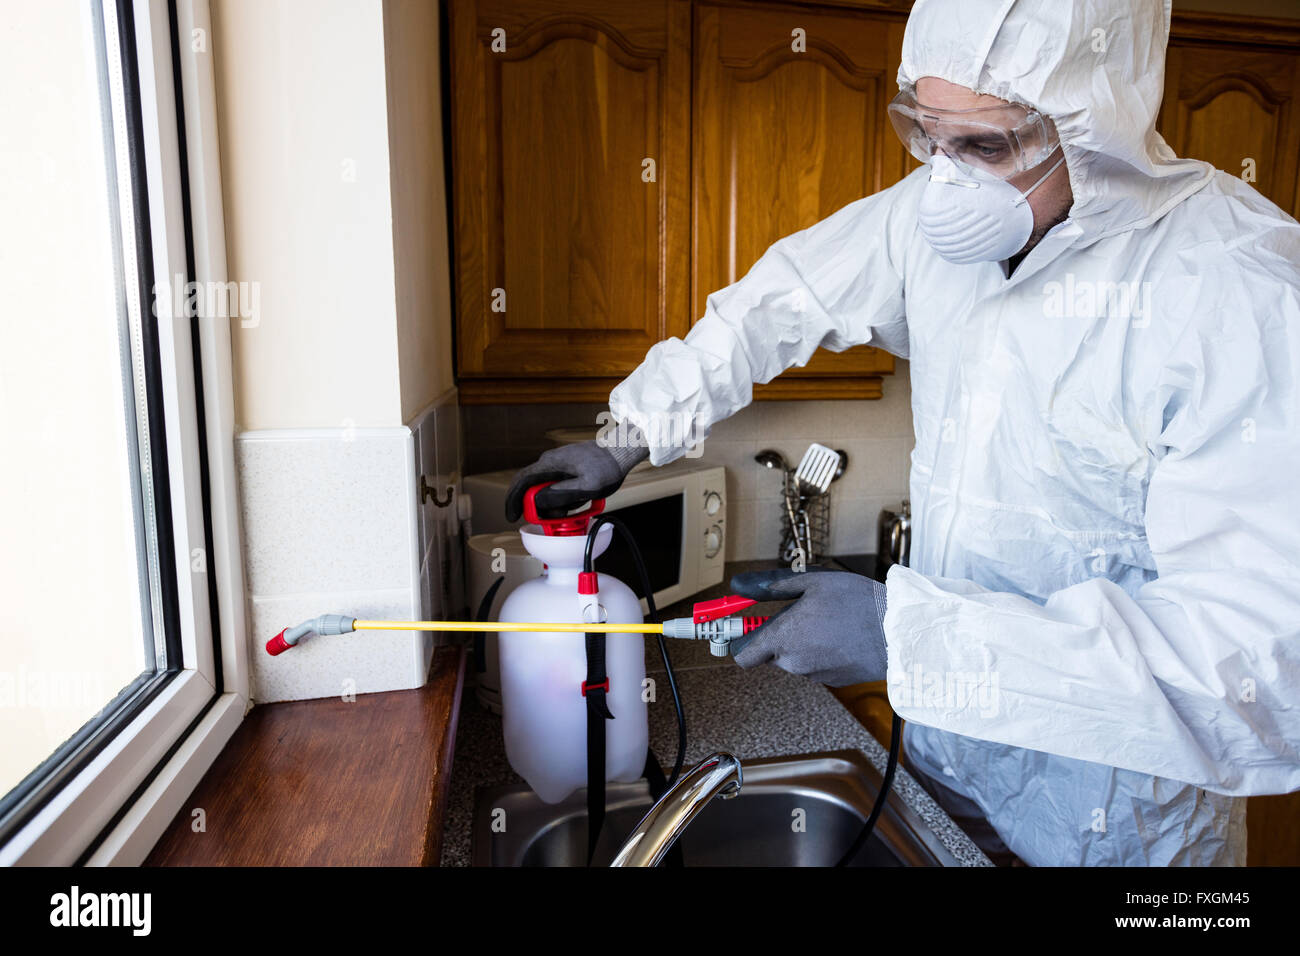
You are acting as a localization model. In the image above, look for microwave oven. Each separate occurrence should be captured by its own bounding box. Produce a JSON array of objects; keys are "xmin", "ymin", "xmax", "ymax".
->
[{"xmin": 462, "ymin": 460, "xmax": 727, "ymax": 611}]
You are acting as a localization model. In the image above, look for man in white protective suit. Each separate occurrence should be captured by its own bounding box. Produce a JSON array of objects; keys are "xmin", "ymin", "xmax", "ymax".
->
[{"xmin": 505, "ymin": 0, "xmax": 1300, "ymax": 865}]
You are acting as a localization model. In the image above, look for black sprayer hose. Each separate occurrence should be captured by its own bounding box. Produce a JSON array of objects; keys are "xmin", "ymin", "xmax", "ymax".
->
[
  {"xmin": 836, "ymin": 711, "xmax": 903, "ymax": 866},
  {"xmin": 584, "ymin": 514, "xmax": 687, "ymax": 787}
]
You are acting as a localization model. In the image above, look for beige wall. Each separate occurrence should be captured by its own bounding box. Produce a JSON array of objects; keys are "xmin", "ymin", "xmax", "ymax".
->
[
  {"xmin": 384, "ymin": 0, "xmax": 456, "ymax": 421},
  {"xmin": 212, "ymin": 0, "xmax": 453, "ymax": 430}
]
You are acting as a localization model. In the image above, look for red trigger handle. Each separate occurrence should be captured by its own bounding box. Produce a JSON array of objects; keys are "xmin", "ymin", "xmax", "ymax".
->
[
  {"xmin": 693, "ymin": 594, "xmax": 757, "ymax": 623},
  {"xmin": 522, "ymin": 482, "xmax": 606, "ymax": 536}
]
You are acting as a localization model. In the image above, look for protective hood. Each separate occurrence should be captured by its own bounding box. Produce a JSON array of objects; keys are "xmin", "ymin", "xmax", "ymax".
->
[{"xmin": 898, "ymin": 0, "xmax": 1214, "ymax": 244}]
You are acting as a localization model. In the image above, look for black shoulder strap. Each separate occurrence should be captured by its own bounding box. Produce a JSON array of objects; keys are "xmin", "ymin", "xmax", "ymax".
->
[{"xmin": 584, "ymin": 631, "xmax": 614, "ymax": 865}]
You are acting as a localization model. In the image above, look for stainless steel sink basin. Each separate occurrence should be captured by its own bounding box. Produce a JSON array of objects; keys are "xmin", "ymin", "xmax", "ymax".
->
[{"xmin": 471, "ymin": 749, "xmax": 960, "ymax": 866}]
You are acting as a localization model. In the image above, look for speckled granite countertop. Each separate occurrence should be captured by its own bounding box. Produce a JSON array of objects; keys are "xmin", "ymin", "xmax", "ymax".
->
[{"xmin": 439, "ymin": 561, "xmax": 992, "ymax": 867}]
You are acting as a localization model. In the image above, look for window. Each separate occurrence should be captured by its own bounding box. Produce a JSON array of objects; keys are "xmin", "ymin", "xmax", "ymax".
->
[{"xmin": 0, "ymin": 0, "xmax": 246, "ymax": 865}]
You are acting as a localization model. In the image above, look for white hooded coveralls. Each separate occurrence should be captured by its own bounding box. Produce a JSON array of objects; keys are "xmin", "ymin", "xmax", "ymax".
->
[{"xmin": 609, "ymin": 0, "xmax": 1300, "ymax": 865}]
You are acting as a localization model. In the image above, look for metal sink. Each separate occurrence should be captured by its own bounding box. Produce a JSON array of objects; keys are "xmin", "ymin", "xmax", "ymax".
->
[{"xmin": 471, "ymin": 749, "xmax": 960, "ymax": 866}]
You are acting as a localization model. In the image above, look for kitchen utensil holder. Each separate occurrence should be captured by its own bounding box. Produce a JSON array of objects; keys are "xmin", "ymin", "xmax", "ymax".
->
[{"xmin": 778, "ymin": 470, "xmax": 831, "ymax": 564}]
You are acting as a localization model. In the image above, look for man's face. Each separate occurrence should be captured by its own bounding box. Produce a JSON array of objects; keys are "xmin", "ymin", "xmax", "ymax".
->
[{"xmin": 914, "ymin": 77, "xmax": 1074, "ymax": 257}]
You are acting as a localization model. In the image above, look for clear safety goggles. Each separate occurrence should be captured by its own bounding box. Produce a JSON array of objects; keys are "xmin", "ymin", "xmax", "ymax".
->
[{"xmin": 887, "ymin": 90, "xmax": 1060, "ymax": 179}]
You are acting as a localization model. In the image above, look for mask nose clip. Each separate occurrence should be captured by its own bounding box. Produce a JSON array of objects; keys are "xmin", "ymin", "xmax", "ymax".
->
[
  {"xmin": 927, "ymin": 152, "xmax": 981, "ymax": 188},
  {"xmin": 929, "ymin": 173, "xmax": 980, "ymax": 188}
]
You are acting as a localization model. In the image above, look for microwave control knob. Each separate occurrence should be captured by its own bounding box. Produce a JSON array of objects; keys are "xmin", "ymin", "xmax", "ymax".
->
[
  {"xmin": 704, "ymin": 491, "xmax": 722, "ymax": 515},
  {"xmin": 704, "ymin": 525, "xmax": 723, "ymax": 558}
]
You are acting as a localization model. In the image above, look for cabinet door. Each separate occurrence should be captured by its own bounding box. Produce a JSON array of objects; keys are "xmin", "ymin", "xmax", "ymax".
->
[
  {"xmin": 450, "ymin": 0, "xmax": 690, "ymax": 392},
  {"xmin": 1162, "ymin": 23, "xmax": 1300, "ymax": 217},
  {"xmin": 693, "ymin": 1, "xmax": 908, "ymax": 399}
]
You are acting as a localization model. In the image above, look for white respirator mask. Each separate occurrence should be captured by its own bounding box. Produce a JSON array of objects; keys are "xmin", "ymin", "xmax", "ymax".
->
[{"xmin": 917, "ymin": 150, "xmax": 1066, "ymax": 265}]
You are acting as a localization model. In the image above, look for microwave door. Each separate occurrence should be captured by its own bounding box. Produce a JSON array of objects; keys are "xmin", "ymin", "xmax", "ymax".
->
[{"xmin": 596, "ymin": 491, "xmax": 687, "ymax": 613}]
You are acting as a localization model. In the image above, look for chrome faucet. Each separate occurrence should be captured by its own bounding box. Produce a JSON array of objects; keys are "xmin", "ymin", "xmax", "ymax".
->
[{"xmin": 610, "ymin": 752, "xmax": 743, "ymax": 867}]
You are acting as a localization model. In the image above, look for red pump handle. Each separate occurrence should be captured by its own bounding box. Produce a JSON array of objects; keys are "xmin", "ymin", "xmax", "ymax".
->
[{"xmin": 522, "ymin": 482, "xmax": 606, "ymax": 536}]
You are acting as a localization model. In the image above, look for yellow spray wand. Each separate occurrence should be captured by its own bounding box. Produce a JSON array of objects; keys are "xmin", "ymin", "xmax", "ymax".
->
[
  {"xmin": 354, "ymin": 619, "xmax": 662, "ymax": 634},
  {"xmin": 266, "ymin": 596, "xmax": 768, "ymax": 659}
]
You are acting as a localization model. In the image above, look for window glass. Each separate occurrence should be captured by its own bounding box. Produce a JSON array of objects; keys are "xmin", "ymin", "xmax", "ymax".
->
[{"xmin": 0, "ymin": 1, "xmax": 168, "ymax": 800}]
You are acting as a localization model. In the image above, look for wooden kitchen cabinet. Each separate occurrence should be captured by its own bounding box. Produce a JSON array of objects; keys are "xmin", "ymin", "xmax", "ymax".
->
[
  {"xmin": 693, "ymin": 1, "xmax": 906, "ymax": 399},
  {"xmin": 1162, "ymin": 13, "xmax": 1300, "ymax": 219},
  {"xmin": 449, "ymin": 0, "xmax": 908, "ymax": 403},
  {"xmin": 449, "ymin": 0, "xmax": 692, "ymax": 401}
]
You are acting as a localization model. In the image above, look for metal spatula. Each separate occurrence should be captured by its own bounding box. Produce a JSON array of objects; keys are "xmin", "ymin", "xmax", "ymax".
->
[{"xmin": 794, "ymin": 443, "xmax": 844, "ymax": 496}]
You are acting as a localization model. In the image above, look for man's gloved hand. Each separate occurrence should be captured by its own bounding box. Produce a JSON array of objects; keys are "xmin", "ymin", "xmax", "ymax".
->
[
  {"xmin": 504, "ymin": 429, "xmax": 649, "ymax": 522},
  {"xmin": 728, "ymin": 567, "xmax": 888, "ymax": 687}
]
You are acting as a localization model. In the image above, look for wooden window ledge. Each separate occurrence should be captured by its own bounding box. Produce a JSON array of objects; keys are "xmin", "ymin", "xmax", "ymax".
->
[{"xmin": 145, "ymin": 645, "xmax": 466, "ymax": 866}]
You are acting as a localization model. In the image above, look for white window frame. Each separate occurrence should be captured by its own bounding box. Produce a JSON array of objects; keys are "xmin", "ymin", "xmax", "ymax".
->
[{"xmin": 0, "ymin": 0, "xmax": 248, "ymax": 867}]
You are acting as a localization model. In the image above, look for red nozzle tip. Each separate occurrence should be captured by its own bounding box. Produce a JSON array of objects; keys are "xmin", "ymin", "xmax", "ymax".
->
[{"xmin": 266, "ymin": 629, "xmax": 293, "ymax": 656}]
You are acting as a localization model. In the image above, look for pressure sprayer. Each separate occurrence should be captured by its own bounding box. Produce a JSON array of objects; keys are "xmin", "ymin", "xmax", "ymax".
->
[
  {"xmin": 266, "ymin": 481, "xmax": 898, "ymax": 867},
  {"xmin": 266, "ymin": 482, "xmax": 765, "ymax": 861}
]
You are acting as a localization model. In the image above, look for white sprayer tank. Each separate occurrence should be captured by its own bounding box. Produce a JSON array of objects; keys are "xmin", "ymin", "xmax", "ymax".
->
[{"xmin": 496, "ymin": 521, "xmax": 648, "ymax": 804}]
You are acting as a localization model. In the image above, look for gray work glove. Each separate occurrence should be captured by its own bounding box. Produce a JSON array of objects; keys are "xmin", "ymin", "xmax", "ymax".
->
[
  {"xmin": 728, "ymin": 567, "xmax": 888, "ymax": 687},
  {"xmin": 505, "ymin": 428, "xmax": 649, "ymax": 522}
]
